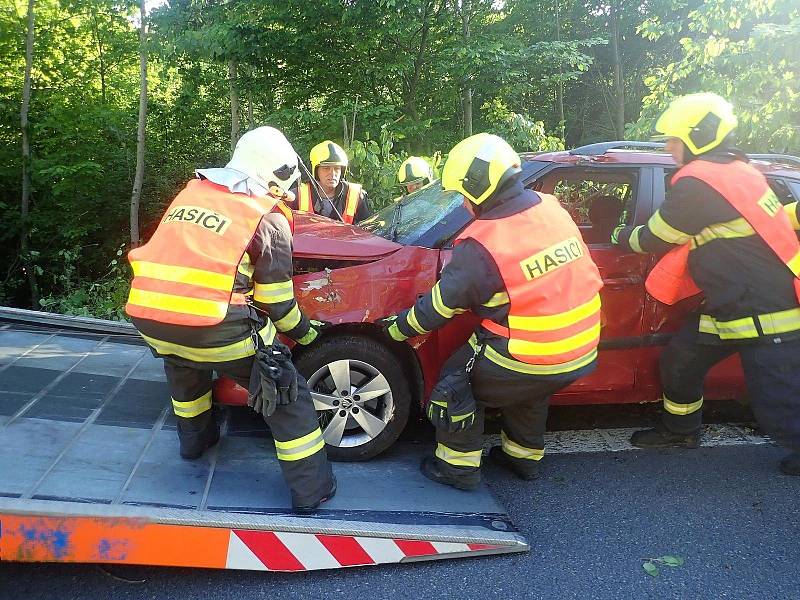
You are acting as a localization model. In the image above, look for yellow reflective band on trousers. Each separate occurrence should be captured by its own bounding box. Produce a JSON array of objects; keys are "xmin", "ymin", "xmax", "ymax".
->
[
  {"xmin": 435, "ymin": 443, "xmax": 482, "ymax": 468},
  {"xmin": 501, "ymin": 431, "xmax": 544, "ymax": 461},
  {"xmin": 483, "ymin": 291, "xmax": 510, "ymax": 307},
  {"xmin": 469, "ymin": 334, "xmax": 597, "ymax": 375},
  {"xmin": 648, "ymin": 210, "xmax": 692, "ymax": 245},
  {"xmin": 663, "ymin": 395, "xmax": 703, "ymax": 416},
  {"xmin": 131, "ymin": 260, "xmax": 235, "ymax": 291},
  {"xmin": 629, "ymin": 226, "xmax": 645, "ymax": 254},
  {"xmin": 406, "ymin": 306, "xmax": 429, "ymax": 335},
  {"xmin": 508, "ymin": 294, "xmax": 601, "ymax": 332},
  {"xmin": 690, "ymin": 217, "xmax": 755, "ymax": 249},
  {"xmin": 128, "ymin": 288, "xmax": 229, "ymax": 322},
  {"xmin": 758, "ymin": 307, "xmax": 800, "ymax": 335},
  {"xmin": 273, "ymin": 303, "xmax": 302, "ymax": 332},
  {"xmin": 139, "ymin": 321, "xmax": 276, "ymax": 363},
  {"xmin": 274, "ymin": 428, "xmax": 325, "ymax": 461},
  {"xmin": 432, "ymin": 283, "xmax": 467, "ymax": 318},
  {"xmin": 253, "ymin": 279, "xmax": 295, "ymax": 304},
  {"xmin": 172, "ymin": 390, "xmax": 212, "ymax": 418}
]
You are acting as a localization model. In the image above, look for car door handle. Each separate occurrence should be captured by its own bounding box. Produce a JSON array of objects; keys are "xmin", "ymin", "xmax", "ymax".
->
[{"xmin": 604, "ymin": 276, "xmax": 642, "ymax": 290}]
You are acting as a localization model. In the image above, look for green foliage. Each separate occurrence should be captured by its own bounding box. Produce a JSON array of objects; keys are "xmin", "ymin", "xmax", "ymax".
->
[
  {"xmin": 630, "ymin": 0, "xmax": 800, "ymax": 153},
  {"xmin": 37, "ymin": 246, "xmax": 130, "ymax": 320},
  {"xmin": 642, "ymin": 555, "xmax": 686, "ymax": 577},
  {"xmin": 1, "ymin": 0, "xmax": 796, "ymax": 316},
  {"xmin": 481, "ymin": 99, "xmax": 565, "ymax": 152}
]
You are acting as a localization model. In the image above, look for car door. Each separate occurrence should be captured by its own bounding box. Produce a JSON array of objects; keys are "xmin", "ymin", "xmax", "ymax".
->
[{"xmin": 529, "ymin": 164, "xmax": 654, "ymax": 401}]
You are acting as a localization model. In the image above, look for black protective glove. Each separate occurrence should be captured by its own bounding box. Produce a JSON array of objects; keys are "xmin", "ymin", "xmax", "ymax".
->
[
  {"xmin": 270, "ymin": 345, "xmax": 299, "ymax": 406},
  {"xmin": 248, "ymin": 346, "xmax": 281, "ymax": 418}
]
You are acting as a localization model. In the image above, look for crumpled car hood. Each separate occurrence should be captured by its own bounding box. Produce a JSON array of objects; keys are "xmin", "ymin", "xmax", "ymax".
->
[{"xmin": 292, "ymin": 213, "xmax": 402, "ymax": 260}]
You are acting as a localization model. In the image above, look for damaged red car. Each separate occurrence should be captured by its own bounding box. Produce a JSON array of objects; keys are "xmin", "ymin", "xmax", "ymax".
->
[{"xmin": 216, "ymin": 142, "xmax": 800, "ymax": 461}]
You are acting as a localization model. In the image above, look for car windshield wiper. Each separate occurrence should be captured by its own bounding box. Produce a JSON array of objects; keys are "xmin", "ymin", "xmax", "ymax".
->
[{"xmin": 388, "ymin": 197, "xmax": 405, "ymax": 242}]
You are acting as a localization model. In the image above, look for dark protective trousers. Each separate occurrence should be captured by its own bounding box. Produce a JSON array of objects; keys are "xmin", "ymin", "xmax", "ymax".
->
[
  {"xmin": 660, "ymin": 318, "xmax": 800, "ymax": 450},
  {"xmin": 433, "ymin": 344, "xmax": 588, "ymax": 476},
  {"xmin": 161, "ymin": 342, "xmax": 334, "ymax": 508}
]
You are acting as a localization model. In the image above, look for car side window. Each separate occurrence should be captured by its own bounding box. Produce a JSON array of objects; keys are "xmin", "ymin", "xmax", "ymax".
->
[
  {"xmin": 530, "ymin": 168, "xmax": 637, "ymax": 245},
  {"xmin": 768, "ymin": 178, "xmax": 797, "ymax": 205}
]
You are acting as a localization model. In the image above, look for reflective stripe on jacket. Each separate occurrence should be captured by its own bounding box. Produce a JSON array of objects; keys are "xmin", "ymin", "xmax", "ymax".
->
[
  {"xmin": 126, "ymin": 179, "xmax": 274, "ymax": 326},
  {"xmin": 646, "ymin": 160, "xmax": 800, "ymax": 308},
  {"xmin": 297, "ymin": 182, "xmax": 313, "ymax": 214},
  {"xmin": 456, "ymin": 193, "xmax": 603, "ymax": 369},
  {"xmin": 295, "ymin": 181, "xmax": 361, "ymax": 225}
]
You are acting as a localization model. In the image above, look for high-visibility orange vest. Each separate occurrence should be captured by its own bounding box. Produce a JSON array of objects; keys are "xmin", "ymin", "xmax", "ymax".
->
[
  {"xmin": 126, "ymin": 179, "xmax": 279, "ymax": 327},
  {"xmin": 456, "ymin": 193, "xmax": 604, "ymax": 366},
  {"xmin": 296, "ymin": 181, "xmax": 361, "ymax": 224},
  {"xmin": 646, "ymin": 160, "xmax": 800, "ymax": 305}
]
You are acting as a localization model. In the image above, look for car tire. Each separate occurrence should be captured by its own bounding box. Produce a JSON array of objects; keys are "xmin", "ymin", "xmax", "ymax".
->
[{"xmin": 294, "ymin": 334, "xmax": 411, "ymax": 462}]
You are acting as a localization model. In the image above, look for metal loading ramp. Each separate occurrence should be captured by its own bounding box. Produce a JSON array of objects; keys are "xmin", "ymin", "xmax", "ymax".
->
[{"xmin": 0, "ymin": 308, "xmax": 528, "ymax": 572}]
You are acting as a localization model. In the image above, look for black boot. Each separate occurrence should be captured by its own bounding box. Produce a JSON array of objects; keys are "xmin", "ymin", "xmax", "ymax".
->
[
  {"xmin": 177, "ymin": 411, "xmax": 220, "ymax": 460},
  {"xmin": 488, "ymin": 446, "xmax": 540, "ymax": 481},
  {"xmin": 420, "ymin": 456, "xmax": 481, "ymax": 491},
  {"xmin": 779, "ymin": 452, "xmax": 800, "ymax": 476},
  {"xmin": 630, "ymin": 424, "xmax": 701, "ymax": 449},
  {"xmin": 293, "ymin": 475, "xmax": 337, "ymax": 514}
]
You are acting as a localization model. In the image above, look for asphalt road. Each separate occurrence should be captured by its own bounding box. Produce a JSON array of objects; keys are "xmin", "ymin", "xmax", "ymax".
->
[{"xmin": 3, "ymin": 420, "xmax": 798, "ymax": 600}]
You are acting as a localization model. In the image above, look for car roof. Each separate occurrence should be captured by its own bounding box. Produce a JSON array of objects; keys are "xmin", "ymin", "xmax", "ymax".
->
[{"xmin": 521, "ymin": 141, "xmax": 800, "ymax": 178}]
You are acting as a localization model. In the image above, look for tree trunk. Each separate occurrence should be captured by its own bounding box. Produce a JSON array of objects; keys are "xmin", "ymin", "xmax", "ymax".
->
[
  {"xmin": 247, "ymin": 90, "xmax": 254, "ymax": 130},
  {"xmin": 461, "ymin": 0, "xmax": 472, "ymax": 137},
  {"xmin": 130, "ymin": 0, "xmax": 148, "ymax": 248},
  {"xmin": 228, "ymin": 59, "xmax": 240, "ymax": 152},
  {"xmin": 20, "ymin": 0, "xmax": 39, "ymax": 307},
  {"xmin": 91, "ymin": 11, "xmax": 106, "ymax": 103},
  {"xmin": 610, "ymin": 0, "xmax": 625, "ymax": 138},
  {"xmin": 555, "ymin": 0, "xmax": 565, "ymax": 138}
]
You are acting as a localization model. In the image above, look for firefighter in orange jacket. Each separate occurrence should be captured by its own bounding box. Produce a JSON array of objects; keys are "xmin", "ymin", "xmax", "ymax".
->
[
  {"xmin": 612, "ymin": 93, "xmax": 800, "ymax": 475},
  {"xmin": 291, "ymin": 140, "xmax": 372, "ymax": 224},
  {"xmin": 382, "ymin": 133, "xmax": 603, "ymax": 489},
  {"xmin": 125, "ymin": 127, "xmax": 336, "ymax": 511}
]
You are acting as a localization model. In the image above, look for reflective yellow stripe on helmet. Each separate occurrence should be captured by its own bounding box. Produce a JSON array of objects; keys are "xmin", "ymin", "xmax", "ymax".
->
[
  {"xmin": 501, "ymin": 431, "xmax": 544, "ymax": 461},
  {"xmin": 274, "ymin": 428, "xmax": 325, "ymax": 461},
  {"xmin": 663, "ymin": 395, "xmax": 703, "ymax": 416},
  {"xmin": 172, "ymin": 390, "xmax": 212, "ymax": 418},
  {"xmin": 254, "ymin": 280, "xmax": 295, "ymax": 304},
  {"xmin": 139, "ymin": 321, "xmax": 276, "ymax": 363},
  {"xmin": 131, "ymin": 260, "xmax": 235, "ymax": 291},
  {"xmin": 435, "ymin": 443, "xmax": 481, "ymax": 468}
]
